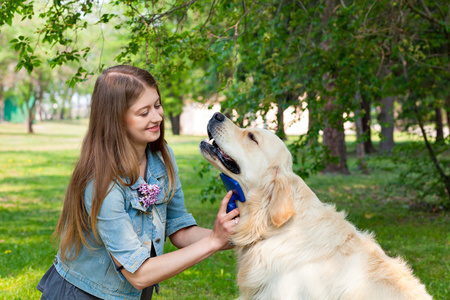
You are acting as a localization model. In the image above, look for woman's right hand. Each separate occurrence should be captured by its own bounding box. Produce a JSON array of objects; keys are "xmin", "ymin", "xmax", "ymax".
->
[{"xmin": 209, "ymin": 191, "xmax": 240, "ymax": 251}]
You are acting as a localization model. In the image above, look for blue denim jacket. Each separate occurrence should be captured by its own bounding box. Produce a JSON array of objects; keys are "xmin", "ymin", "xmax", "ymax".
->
[{"xmin": 54, "ymin": 145, "xmax": 197, "ymax": 300}]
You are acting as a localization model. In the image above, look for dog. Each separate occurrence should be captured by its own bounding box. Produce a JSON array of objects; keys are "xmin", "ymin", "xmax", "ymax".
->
[{"xmin": 200, "ymin": 112, "xmax": 432, "ymax": 300}]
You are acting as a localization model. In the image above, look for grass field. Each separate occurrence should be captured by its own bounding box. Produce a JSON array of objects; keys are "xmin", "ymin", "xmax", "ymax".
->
[{"xmin": 0, "ymin": 120, "xmax": 449, "ymax": 299}]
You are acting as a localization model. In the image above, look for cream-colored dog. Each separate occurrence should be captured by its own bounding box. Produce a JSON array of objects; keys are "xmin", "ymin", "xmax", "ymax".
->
[{"xmin": 200, "ymin": 113, "xmax": 432, "ymax": 300}]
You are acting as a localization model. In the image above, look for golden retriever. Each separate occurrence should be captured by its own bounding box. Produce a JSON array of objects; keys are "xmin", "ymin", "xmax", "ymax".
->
[{"xmin": 200, "ymin": 112, "xmax": 432, "ymax": 300}]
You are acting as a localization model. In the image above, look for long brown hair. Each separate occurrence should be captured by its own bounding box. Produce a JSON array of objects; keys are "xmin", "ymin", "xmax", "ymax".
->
[{"xmin": 53, "ymin": 65, "xmax": 176, "ymax": 262}]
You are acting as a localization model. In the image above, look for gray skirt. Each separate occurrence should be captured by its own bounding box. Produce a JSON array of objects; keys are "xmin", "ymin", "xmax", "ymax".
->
[{"xmin": 37, "ymin": 264, "xmax": 153, "ymax": 300}]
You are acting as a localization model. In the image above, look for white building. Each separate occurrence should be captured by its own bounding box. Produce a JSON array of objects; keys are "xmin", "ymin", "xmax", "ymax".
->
[{"xmin": 179, "ymin": 99, "xmax": 310, "ymax": 136}]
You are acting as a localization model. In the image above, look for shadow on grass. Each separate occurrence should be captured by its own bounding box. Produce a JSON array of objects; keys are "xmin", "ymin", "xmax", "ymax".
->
[
  {"xmin": 0, "ymin": 132, "xmax": 84, "ymax": 139},
  {"xmin": 0, "ymin": 206, "xmax": 60, "ymax": 277},
  {"xmin": 0, "ymin": 174, "xmax": 69, "ymax": 202},
  {"xmin": 1, "ymin": 150, "xmax": 78, "ymax": 161}
]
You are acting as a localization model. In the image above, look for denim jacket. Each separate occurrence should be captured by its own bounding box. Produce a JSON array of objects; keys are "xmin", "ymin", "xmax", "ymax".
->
[{"xmin": 54, "ymin": 145, "xmax": 197, "ymax": 300}]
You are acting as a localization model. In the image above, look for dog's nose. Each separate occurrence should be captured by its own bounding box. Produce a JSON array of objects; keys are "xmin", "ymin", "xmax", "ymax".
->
[
  {"xmin": 213, "ymin": 112, "xmax": 224, "ymax": 121},
  {"xmin": 213, "ymin": 112, "xmax": 225, "ymax": 122}
]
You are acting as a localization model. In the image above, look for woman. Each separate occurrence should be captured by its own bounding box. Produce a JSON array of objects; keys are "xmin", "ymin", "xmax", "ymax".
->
[{"xmin": 37, "ymin": 65, "xmax": 239, "ymax": 300}]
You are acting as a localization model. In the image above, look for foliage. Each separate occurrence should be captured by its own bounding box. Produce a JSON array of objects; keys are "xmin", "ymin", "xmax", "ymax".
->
[
  {"xmin": 0, "ymin": 0, "xmax": 34, "ymax": 29},
  {"xmin": 1, "ymin": 0, "xmax": 450, "ymax": 205},
  {"xmin": 383, "ymin": 139, "xmax": 450, "ymax": 210},
  {"xmin": 288, "ymin": 134, "xmax": 338, "ymax": 179},
  {"xmin": 196, "ymin": 161, "xmax": 224, "ymax": 205}
]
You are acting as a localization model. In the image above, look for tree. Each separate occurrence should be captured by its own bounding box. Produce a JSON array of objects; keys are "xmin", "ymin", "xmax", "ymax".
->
[
  {"xmin": 355, "ymin": 92, "xmax": 369, "ymax": 174},
  {"xmin": 378, "ymin": 96, "xmax": 395, "ymax": 153},
  {"xmin": 360, "ymin": 96, "xmax": 376, "ymax": 154},
  {"xmin": 2, "ymin": 0, "xmax": 450, "ymax": 206},
  {"xmin": 393, "ymin": 0, "xmax": 450, "ymax": 204}
]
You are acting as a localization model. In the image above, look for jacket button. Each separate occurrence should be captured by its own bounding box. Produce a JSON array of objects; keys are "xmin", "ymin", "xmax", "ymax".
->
[
  {"xmin": 54, "ymin": 258, "xmax": 58, "ymax": 265},
  {"xmin": 155, "ymin": 238, "xmax": 161, "ymax": 243}
]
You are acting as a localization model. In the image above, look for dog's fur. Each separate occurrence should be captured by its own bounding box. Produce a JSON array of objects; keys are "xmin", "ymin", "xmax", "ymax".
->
[{"xmin": 200, "ymin": 114, "xmax": 432, "ymax": 300}]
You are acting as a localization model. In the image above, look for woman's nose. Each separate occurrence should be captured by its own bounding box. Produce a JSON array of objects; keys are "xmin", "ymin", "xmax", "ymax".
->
[{"xmin": 150, "ymin": 108, "xmax": 163, "ymax": 122}]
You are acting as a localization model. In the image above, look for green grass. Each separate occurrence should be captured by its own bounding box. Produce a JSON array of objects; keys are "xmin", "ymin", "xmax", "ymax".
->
[{"xmin": 0, "ymin": 120, "xmax": 448, "ymax": 299}]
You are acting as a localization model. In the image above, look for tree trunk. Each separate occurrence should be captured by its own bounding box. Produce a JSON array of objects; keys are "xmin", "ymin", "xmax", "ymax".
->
[
  {"xmin": 446, "ymin": 96, "xmax": 450, "ymax": 131},
  {"xmin": 355, "ymin": 91, "xmax": 368, "ymax": 174},
  {"xmin": 27, "ymin": 97, "xmax": 36, "ymax": 134},
  {"xmin": 28, "ymin": 113, "xmax": 34, "ymax": 133},
  {"xmin": 361, "ymin": 97, "xmax": 375, "ymax": 153},
  {"xmin": 169, "ymin": 112, "xmax": 181, "ymax": 135},
  {"xmin": 322, "ymin": 97, "xmax": 349, "ymax": 174},
  {"xmin": 320, "ymin": 0, "xmax": 348, "ymax": 174},
  {"xmin": 435, "ymin": 107, "xmax": 444, "ymax": 143},
  {"xmin": 60, "ymin": 99, "xmax": 66, "ymax": 120},
  {"xmin": 22, "ymin": 80, "xmax": 36, "ymax": 134},
  {"xmin": 378, "ymin": 96, "xmax": 395, "ymax": 153}
]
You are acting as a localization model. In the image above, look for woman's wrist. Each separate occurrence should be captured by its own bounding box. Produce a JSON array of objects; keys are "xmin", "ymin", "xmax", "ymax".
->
[{"xmin": 206, "ymin": 233, "xmax": 225, "ymax": 253}]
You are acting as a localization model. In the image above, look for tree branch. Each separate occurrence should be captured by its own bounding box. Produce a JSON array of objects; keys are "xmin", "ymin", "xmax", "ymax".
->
[
  {"xmin": 207, "ymin": 0, "xmax": 257, "ymax": 47},
  {"xmin": 405, "ymin": 1, "xmax": 446, "ymax": 28},
  {"xmin": 200, "ymin": 0, "xmax": 217, "ymax": 32},
  {"xmin": 151, "ymin": 0, "xmax": 199, "ymax": 22},
  {"xmin": 418, "ymin": 0, "xmax": 432, "ymax": 18},
  {"xmin": 178, "ymin": 0, "xmax": 196, "ymax": 32},
  {"xmin": 296, "ymin": 0, "xmax": 309, "ymax": 16}
]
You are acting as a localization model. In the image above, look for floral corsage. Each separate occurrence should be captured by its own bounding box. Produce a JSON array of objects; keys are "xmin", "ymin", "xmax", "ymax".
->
[{"xmin": 138, "ymin": 182, "xmax": 161, "ymax": 209}]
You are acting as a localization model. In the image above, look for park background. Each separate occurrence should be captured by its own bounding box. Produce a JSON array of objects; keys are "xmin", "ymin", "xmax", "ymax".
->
[{"xmin": 0, "ymin": 0, "xmax": 449, "ymax": 299}]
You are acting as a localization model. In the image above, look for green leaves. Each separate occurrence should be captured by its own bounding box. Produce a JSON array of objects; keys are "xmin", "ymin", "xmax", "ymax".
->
[
  {"xmin": 95, "ymin": 13, "xmax": 116, "ymax": 25},
  {"xmin": 0, "ymin": 0, "xmax": 34, "ymax": 29},
  {"xmin": 9, "ymin": 35, "xmax": 41, "ymax": 73},
  {"xmin": 67, "ymin": 67, "xmax": 91, "ymax": 88},
  {"xmin": 388, "ymin": 140, "xmax": 450, "ymax": 210}
]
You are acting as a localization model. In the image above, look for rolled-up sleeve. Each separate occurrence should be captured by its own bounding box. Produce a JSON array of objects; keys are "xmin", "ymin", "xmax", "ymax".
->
[{"xmin": 84, "ymin": 182, "xmax": 150, "ymax": 275}]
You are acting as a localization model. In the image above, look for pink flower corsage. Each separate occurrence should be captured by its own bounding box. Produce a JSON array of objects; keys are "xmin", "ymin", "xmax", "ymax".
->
[{"xmin": 138, "ymin": 182, "xmax": 161, "ymax": 209}]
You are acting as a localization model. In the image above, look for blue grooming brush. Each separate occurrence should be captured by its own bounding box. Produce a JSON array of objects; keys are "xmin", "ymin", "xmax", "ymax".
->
[{"xmin": 220, "ymin": 173, "xmax": 246, "ymax": 213}]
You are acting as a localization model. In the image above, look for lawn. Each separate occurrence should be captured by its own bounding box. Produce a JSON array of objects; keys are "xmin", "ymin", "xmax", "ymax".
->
[{"xmin": 0, "ymin": 120, "xmax": 448, "ymax": 299}]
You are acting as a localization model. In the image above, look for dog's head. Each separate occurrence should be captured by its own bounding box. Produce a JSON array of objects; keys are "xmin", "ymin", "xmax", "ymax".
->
[{"xmin": 200, "ymin": 113, "xmax": 296, "ymax": 241}]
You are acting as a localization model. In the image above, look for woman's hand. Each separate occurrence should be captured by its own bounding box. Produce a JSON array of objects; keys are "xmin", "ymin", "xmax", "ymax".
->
[{"xmin": 209, "ymin": 191, "xmax": 240, "ymax": 251}]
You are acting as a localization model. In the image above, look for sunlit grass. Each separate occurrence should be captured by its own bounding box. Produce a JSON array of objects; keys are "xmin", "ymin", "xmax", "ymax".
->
[{"xmin": 0, "ymin": 120, "xmax": 448, "ymax": 299}]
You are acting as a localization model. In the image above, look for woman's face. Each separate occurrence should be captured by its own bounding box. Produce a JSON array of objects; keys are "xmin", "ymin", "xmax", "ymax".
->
[{"xmin": 125, "ymin": 86, "xmax": 164, "ymax": 148}]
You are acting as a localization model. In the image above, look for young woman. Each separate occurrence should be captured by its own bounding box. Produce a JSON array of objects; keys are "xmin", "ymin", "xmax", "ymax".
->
[{"xmin": 37, "ymin": 65, "xmax": 239, "ymax": 300}]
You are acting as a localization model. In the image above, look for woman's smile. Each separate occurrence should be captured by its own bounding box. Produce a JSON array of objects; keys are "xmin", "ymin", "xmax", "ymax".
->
[{"xmin": 147, "ymin": 124, "xmax": 160, "ymax": 132}]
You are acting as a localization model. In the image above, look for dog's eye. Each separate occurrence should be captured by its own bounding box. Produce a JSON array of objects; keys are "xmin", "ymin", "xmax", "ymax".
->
[{"xmin": 248, "ymin": 132, "xmax": 258, "ymax": 144}]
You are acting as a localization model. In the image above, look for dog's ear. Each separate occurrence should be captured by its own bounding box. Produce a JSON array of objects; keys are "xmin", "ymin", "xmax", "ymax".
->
[{"xmin": 268, "ymin": 172, "xmax": 295, "ymax": 227}]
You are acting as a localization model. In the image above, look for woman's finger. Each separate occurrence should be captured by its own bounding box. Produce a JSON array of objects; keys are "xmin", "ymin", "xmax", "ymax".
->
[
  {"xmin": 219, "ymin": 191, "xmax": 233, "ymax": 214},
  {"xmin": 227, "ymin": 208, "xmax": 240, "ymax": 220}
]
